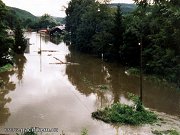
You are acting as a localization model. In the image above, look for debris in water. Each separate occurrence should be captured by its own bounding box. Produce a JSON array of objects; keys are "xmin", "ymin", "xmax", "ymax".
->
[
  {"xmin": 41, "ymin": 50, "xmax": 59, "ymax": 52},
  {"xmin": 53, "ymin": 57, "xmax": 64, "ymax": 63},
  {"xmin": 52, "ymin": 57, "xmax": 80, "ymax": 65},
  {"xmin": 49, "ymin": 62, "xmax": 79, "ymax": 65}
]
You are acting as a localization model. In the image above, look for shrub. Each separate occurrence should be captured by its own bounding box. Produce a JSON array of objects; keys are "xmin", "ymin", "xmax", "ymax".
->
[{"xmin": 92, "ymin": 94, "xmax": 157, "ymax": 125}]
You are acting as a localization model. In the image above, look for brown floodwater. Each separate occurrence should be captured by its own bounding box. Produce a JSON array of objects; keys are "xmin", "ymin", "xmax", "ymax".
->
[{"xmin": 0, "ymin": 32, "xmax": 179, "ymax": 135}]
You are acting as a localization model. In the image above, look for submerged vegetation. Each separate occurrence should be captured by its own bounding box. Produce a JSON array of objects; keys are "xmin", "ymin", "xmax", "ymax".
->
[
  {"xmin": 92, "ymin": 94, "xmax": 157, "ymax": 125},
  {"xmin": 152, "ymin": 130, "xmax": 180, "ymax": 135},
  {"xmin": 81, "ymin": 128, "xmax": 88, "ymax": 135},
  {"xmin": 0, "ymin": 64, "xmax": 13, "ymax": 73},
  {"xmin": 125, "ymin": 67, "xmax": 140, "ymax": 76}
]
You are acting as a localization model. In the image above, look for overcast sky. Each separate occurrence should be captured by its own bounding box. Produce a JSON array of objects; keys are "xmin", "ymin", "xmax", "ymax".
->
[{"xmin": 2, "ymin": 0, "xmax": 134, "ymax": 17}]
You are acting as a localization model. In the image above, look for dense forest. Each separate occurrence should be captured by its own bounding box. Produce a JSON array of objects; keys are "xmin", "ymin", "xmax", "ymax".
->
[{"xmin": 65, "ymin": 0, "xmax": 180, "ymax": 86}]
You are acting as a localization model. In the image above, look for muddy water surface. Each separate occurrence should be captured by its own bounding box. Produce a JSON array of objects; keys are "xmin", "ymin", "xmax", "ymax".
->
[{"xmin": 0, "ymin": 32, "xmax": 179, "ymax": 135}]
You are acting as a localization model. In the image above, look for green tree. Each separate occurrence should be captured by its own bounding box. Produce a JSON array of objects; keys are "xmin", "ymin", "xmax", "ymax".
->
[
  {"xmin": 13, "ymin": 22, "xmax": 27, "ymax": 54},
  {"xmin": 38, "ymin": 14, "xmax": 57, "ymax": 29},
  {"xmin": 132, "ymin": 0, "xmax": 180, "ymax": 84},
  {"xmin": 23, "ymin": 18, "xmax": 33, "ymax": 28},
  {"xmin": 65, "ymin": 0, "xmax": 180, "ymax": 85},
  {"xmin": 111, "ymin": 5, "xmax": 124, "ymax": 58},
  {"xmin": 122, "ymin": 15, "xmax": 140, "ymax": 66},
  {"xmin": 66, "ymin": 0, "xmax": 114, "ymax": 55},
  {"xmin": 65, "ymin": 0, "xmax": 88, "ymax": 46},
  {"xmin": 91, "ymin": 3, "xmax": 114, "ymax": 57},
  {"xmin": 0, "ymin": 0, "xmax": 14, "ymax": 66}
]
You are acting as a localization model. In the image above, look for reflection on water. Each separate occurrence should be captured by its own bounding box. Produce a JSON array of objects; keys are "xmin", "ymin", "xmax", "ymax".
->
[
  {"xmin": 0, "ymin": 54, "xmax": 26, "ymax": 126},
  {"xmin": 0, "ymin": 32, "xmax": 179, "ymax": 135},
  {"xmin": 66, "ymin": 50, "xmax": 180, "ymax": 116},
  {"xmin": 0, "ymin": 70, "xmax": 16, "ymax": 126},
  {"xmin": 50, "ymin": 36, "xmax": 63, "ymax": 45},
  {"xmin": 15, "ymin": 55, "xmax": 27, "ymax": 83}
]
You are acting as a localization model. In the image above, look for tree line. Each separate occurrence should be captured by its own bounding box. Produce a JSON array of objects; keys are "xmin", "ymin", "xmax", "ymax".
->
[
  {"xmin": 0, "ymin": 0, "xmax": 26, "ymax": 67},
  {"xmin": 4, "ymin": 9, "xmax": 60, "ymax": 30},
  {"xmin": 65, "ymin": 0, "xmax": 180, "ymax": 85}
]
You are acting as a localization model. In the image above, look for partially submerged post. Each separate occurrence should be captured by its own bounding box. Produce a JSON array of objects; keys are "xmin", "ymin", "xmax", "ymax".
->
[
  {"xmin": 39, "ymin": 33, "xmax": 42, "ymax": 54},
  {"xmin": 139, "ymin": 41, "xmax": 143, "ymax": 104}
]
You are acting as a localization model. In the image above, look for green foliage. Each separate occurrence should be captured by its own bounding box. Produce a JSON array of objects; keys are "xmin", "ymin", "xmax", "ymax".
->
[
  {"xmin": 134, "ymin": 0, "xmax": 180, "ymax": 6},
  {"xmin": 0, "ymin": 0, "xmax": 14, "ymax": 66},
  {"xmin": 108, "ymin": 3, "xmax": 137, "ymax": 14},
  {"xmin": 13, "ymin": 22, "xmax": 27, "ymax": 54},
  {"xmin": 0, "ymin": 64, "xmax": 13, "ymax": 73},
  {"xmin": 23, "ymin": 131, "xmax": 37, "ymax": 135},
  {"xmin": 0, "ymin": 0, "xmax": 7, "ymax": 18},
  {"xmin": 81, "ymin": 128, "xmax": 88, "ymax": 135},
  {"xmin": 0, "ymin": 79, "xmax": 3, "ymax": 84},
  {"xmin": 38, "ymin": 14, "xmax": 57, "ymax": 29},
  {"xmin": 92, "ymin": 94, "xmax": 157, "ymax": 125},
  {"xmin": 98, "ymin": 85, "xmax": 109, "ymax": 91},
  {"xmin": 29, "ymin": 14, "xmax": 58, "ymax": 30},
  {"xmin": 0, "ymin": 30, "xmax": 14, "ymax": 66},
  {"xmin": 121, "ymin": 1, "xmax": 180, "ymax": 85},
  {"xmin": 92, "ymin": 103, "xmax": 157, "ymax": 125},
  {"xmin": 16, "ymin": 130, "xmax": 37, "ymax": 135},
  {"xmin": 128, "ymin": 93, "xmax": 144, "ymax": 111},
  {"xmin": 53, "ymin": 17, "xmax": 65, "ymax": 24},
  {"xmin": 152, "ymin": 130, "xmax": 180, "ymax": 135},
  {"xmin": 65, "ymin": 0, "xmax": 180, "ymax": 85},
  {"xmin": 111, "ymin": 5, "xmax": 124, "ymax": 58},
  {"xmin": 4, "ymin": 6, "xmax": 60, "ymax": 29},
  {"xmin": 2, "ymin": 6, "xmax": 38, "ymax": 29},
  {"xmin": 66, "ymin": 0, "xmax": 114, "ymax": 54},
  {"xmin": 125, "ymin": 68, "xmax": 140, "ymax": 76},
  {"xmin": 90, "ymin": 84, "xmax": 109, "ymax": 92},
  {"xmin": 9, "ymin": 7, "xmax": 37, "ymax": 22},
  {"xmin": 140, "ymin": 4, "xmax": 180, "ymax": 84}
]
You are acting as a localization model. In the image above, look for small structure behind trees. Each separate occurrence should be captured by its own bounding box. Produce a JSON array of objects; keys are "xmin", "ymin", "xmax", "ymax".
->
[{"xmin": 49, "ymin": 25, "xmax": 65, "ymax": 36}]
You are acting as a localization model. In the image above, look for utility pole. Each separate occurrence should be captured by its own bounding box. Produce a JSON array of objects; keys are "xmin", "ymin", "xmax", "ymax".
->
[
  {"xmin": 39, "ymin": 33, "xmax": 42, "ymax": 54},
  {"xmin": 139, "ymin": 39, "xmax": 143, "ymax": 103},
  {"xmin": 138, "ymin": 5, "xmax": 144, "ymax": 104},
  {"xmin": 39, "ymin": 32, "xmax": 42, "ymax": 72}
]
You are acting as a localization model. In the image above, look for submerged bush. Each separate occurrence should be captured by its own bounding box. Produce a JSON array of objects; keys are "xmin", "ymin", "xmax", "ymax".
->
[
  {"xmin": 81, "ymin": 128, "xmax": 88, "ymax": 135},
  {"xmin": 0, "ymin": 64, "xmax": 13, "ymax": 73},
  {"xmin": 152, "ymin": 130, "xmax": 180, "ymax": 135},
  {"xmin": 92, "ymin": 94, "xmax": 157, "ymax": 125},
  {"xmin": 23, "ymin": 131, "xmax": 37, "ymax": 135},
  {"xmin": 125, "ymin": 68, "xmax": 140, "ymax": 76}
]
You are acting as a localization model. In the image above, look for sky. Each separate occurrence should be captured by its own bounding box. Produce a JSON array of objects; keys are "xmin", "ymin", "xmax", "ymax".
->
[{"xmin": 2, "ymin": 0, "xmax": 134, "ymax": 17}]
